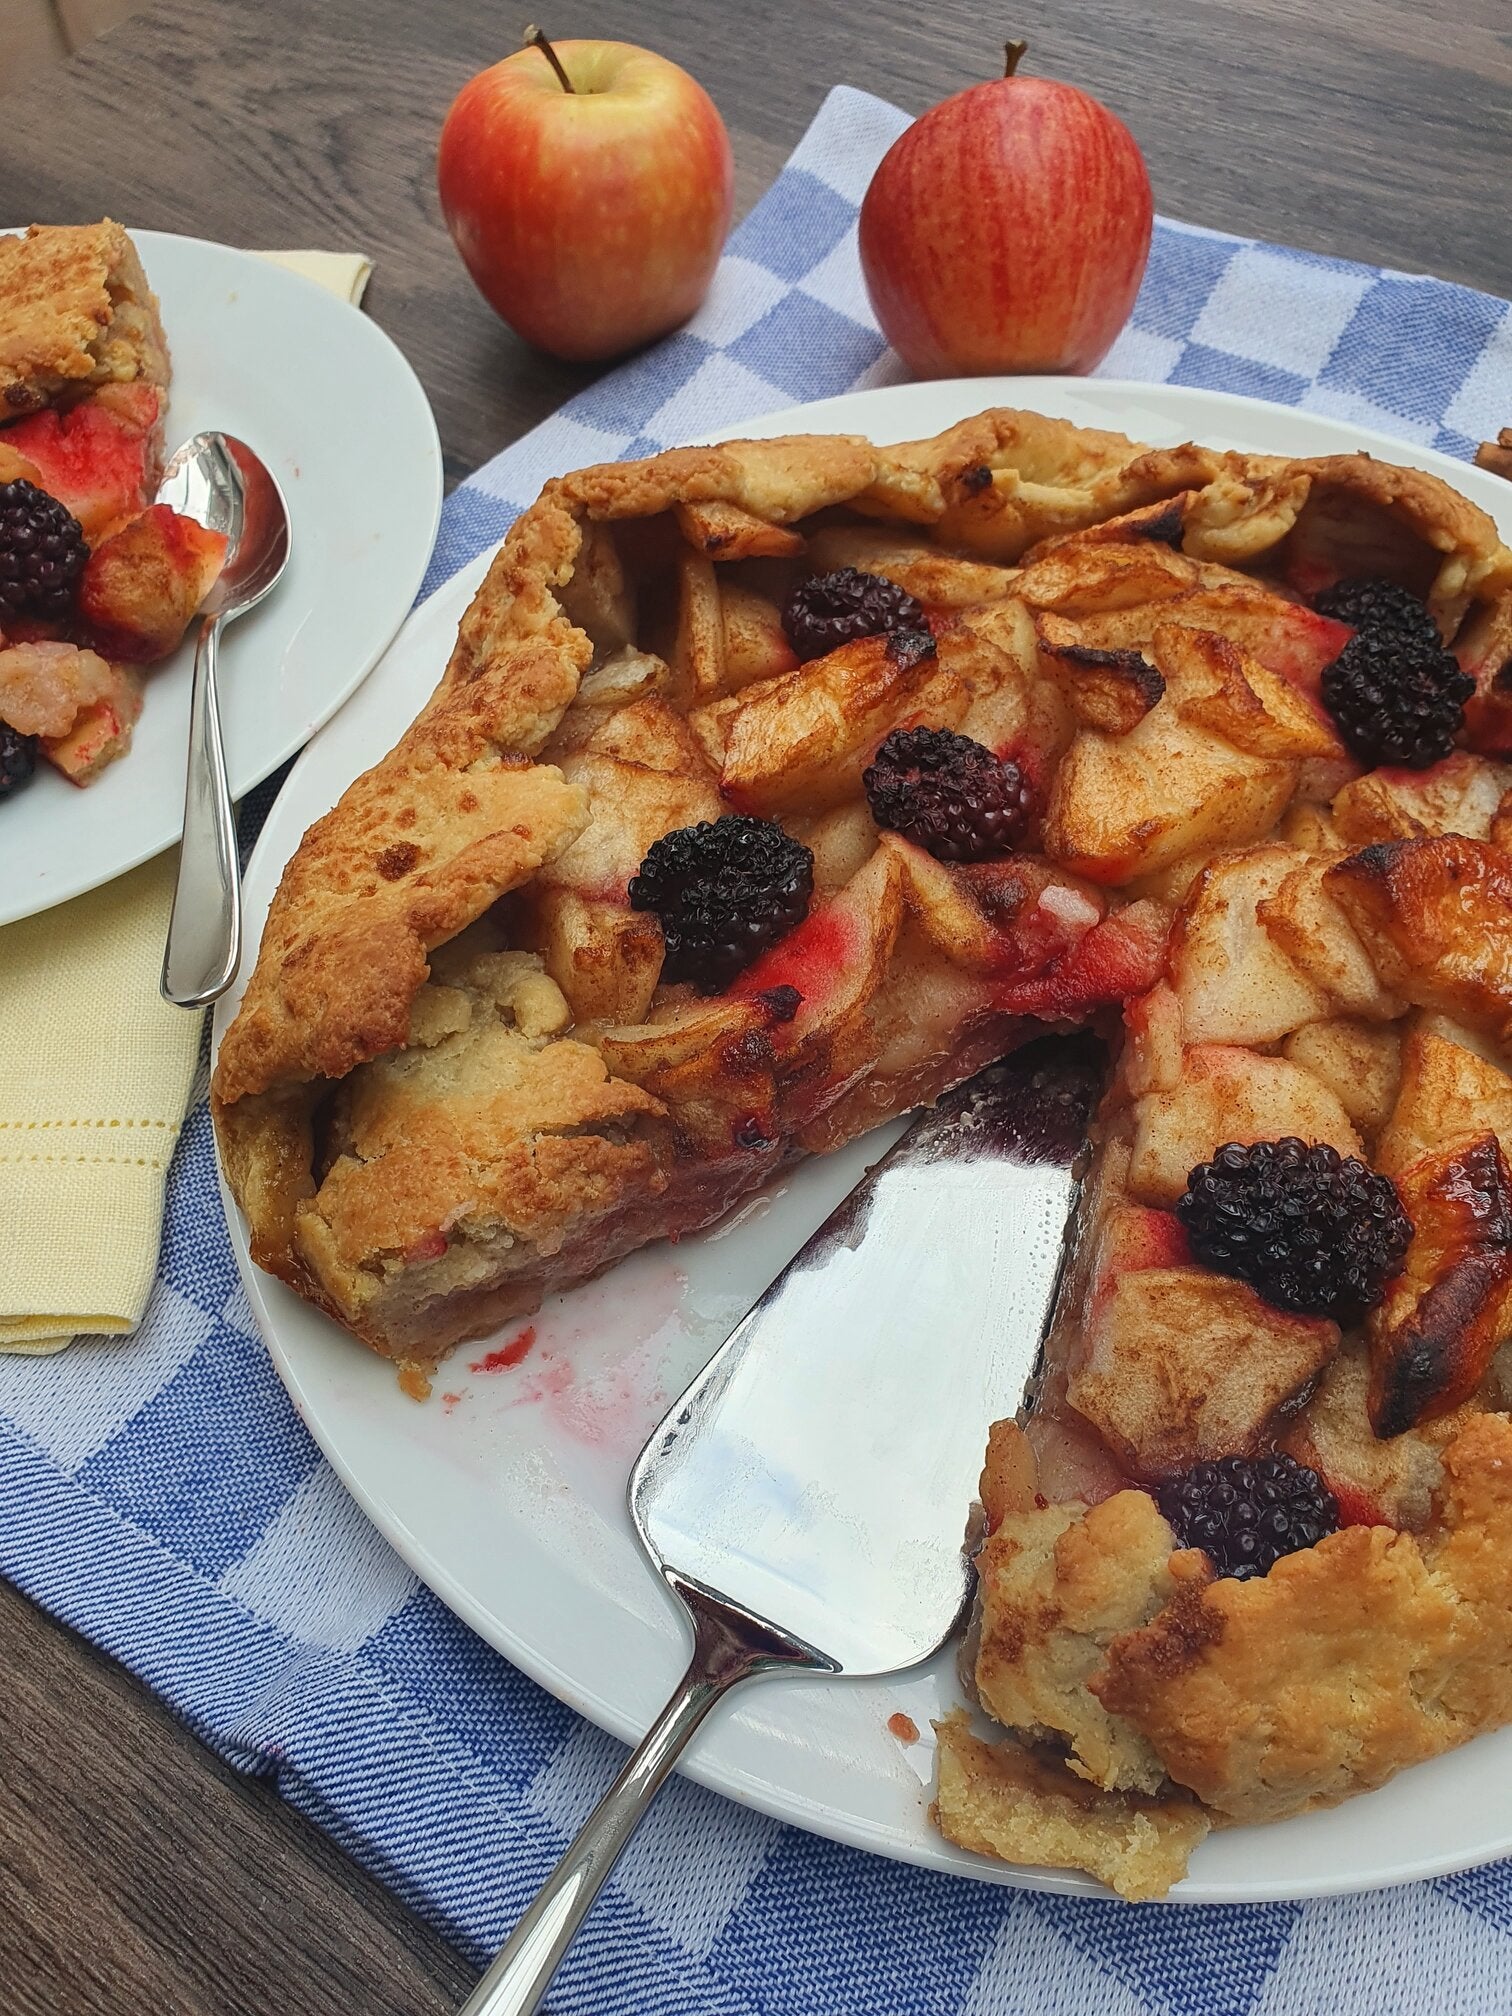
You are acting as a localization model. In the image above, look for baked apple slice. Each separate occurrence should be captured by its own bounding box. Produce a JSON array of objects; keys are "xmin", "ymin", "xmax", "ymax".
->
[{"xmin": 78, "ymin": 504, "xmax": 228, "ymax": 662}]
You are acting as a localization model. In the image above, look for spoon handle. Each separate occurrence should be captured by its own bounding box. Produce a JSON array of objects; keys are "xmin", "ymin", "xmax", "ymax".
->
[
  {"xmin": 162, "ymin": 610, "xmax": 241, "ymax": 1008},
  {"xmin": 457, "ymin": 1586, "xmax": 821, "ymax": 2016}
]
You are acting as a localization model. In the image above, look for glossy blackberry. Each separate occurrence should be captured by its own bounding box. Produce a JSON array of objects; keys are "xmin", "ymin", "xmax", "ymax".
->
[
  {"xmin": 628, "ymin": 815, "xmax": 814, "ymax": 993},
  {"xmin": 782, "ymin": 567, "xmax": 926, "ymax": 662},
  {"xmin": 1313, "ymin": 575, "xmax": 1440, "ymax": 651},
  {"xmin": 0, "ymin": 722, "xmax": 38, "ymax": 801},
  {"xmin": 863, "ymin": 726, "xmax": 1030, "ymax": 862},
  {"xmin": 0, "ymin": 479, "xmax": 87, "ymax": 623},
  {"xmin": 1157, "ymin": 1453, "xmax": 1338, "ymax": 1582},
  {"xmin": 1176, "ymin": 1138, "xmax": 1412, "ymax": 1327},
  {"xmin": 1320, "ymin": 627, "xmax": 1474, "ymax": 769}
]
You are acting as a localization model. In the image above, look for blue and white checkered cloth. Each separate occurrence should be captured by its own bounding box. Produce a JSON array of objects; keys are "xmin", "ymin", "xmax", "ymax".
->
[{"xmin": 4, "ymin": 85, "xmax": 1512, "ymax": 2016}]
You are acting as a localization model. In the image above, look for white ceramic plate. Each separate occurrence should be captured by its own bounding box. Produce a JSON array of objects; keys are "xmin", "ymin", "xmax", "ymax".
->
[
  {"xmin": 0, "ymin": 228, "xmax": 442, "ymax": 926},
  {"xmin": 215, "ymin": 378, "xmax": 1512, "ymax": 1902}
]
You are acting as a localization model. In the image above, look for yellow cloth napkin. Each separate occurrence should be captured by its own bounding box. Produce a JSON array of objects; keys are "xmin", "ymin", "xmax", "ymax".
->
[
  {"xmin": 0, "ymin": 248, "xmax": 373, "ymax": 1352},
  {"xmin": 254, "ymin": 249, "xmax": 373, "ymax": 305}
]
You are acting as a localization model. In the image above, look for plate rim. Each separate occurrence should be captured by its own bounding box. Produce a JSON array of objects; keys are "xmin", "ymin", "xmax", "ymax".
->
[
  {"xmin": 215, "ymin": 375, "xmax": 1512, "ymax": 1903},
  {"xmin": 0, "ymin": 224, "xmax": 443, "ymax": 926}
]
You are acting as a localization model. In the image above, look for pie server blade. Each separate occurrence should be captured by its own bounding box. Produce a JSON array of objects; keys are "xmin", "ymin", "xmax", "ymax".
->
[{"xmin": 458, "ymin": 1039, "xmax": 1100, "ymax": 2016}]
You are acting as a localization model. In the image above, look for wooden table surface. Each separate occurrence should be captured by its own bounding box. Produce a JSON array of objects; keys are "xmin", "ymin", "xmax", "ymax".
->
[{"xmin": 0, "ymin": 1, "xmax": 1508, "ymax": 2009}]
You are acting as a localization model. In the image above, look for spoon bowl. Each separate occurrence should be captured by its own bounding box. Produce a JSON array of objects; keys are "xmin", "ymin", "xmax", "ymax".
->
[{"xmin": 158, "ymin": 432, "xmax": 290, "ymax": 1008}]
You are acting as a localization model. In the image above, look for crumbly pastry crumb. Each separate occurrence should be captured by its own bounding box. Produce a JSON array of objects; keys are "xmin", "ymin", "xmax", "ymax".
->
[{"xmin": 0, "ymin": 221, "xmax": 170, "ymax": 415}]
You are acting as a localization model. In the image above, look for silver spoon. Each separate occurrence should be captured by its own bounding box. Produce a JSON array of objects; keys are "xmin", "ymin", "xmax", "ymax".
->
[
  {"xmin": 158, "ymin": 432, "xmax": 290, "ymax": 1008},
  {"xmin": 458, "ymin": 1048, "xmax": 1093, "ymax": 2016}
]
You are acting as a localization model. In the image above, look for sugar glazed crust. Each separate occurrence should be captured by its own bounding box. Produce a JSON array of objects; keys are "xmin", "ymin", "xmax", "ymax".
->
[{"xmin": 214, "ymin": 409, "xmax": 1512, "ymax": 1882}]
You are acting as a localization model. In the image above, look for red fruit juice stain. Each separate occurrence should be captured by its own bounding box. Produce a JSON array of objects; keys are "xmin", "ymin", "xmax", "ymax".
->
[
  {"xmin": 734, "ymin": 901, "xmax": 853, "ymax": 1006},
  {"xmin": 469, "ymin": 1325, "xmax": 537, "ymax": 1374},
  {"xmin": 440, "ymin": 1392, "xmax": 462, "ymax": 1415},
  {"xmin": 887, "ymin": 1712, "xmax": 920, "ymax": 1745}
]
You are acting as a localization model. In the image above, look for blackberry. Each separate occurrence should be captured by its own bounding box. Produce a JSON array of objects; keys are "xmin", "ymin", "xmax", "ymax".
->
[
  {"xmin": 783, "ymin": 567, "xmax": 926, "ymax": 662},
  {"xmin": 1157, "ymin": 1452, "xmax": 1338, "ymax": 1581},
  {"xmin": 1320, "ymin": 628, "xmax": 1474, "ymax": 770},
  {"xmin": 863, "ymin": 725, "xmax": 1030, "ymax": 862},
  {"xmin": 1313, "ymin": 575, "xmax": 1440, "ymax": 651},
  {"xmin": 0, "ymin": 479, "xmax": 88, "ymax": 624},
  {"xmin": 1176, "ymin": 1138, "xmax": 1412, "ymax": 1327},
  {"xmin": 628, "ymin": 814, "xmax": 814, "ymax": 993},
  {"xmin": 0, "ymin": 722, "xmax": 37, "ymax": 801}
]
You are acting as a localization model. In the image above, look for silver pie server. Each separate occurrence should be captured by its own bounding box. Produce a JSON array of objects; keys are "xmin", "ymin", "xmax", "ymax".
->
[
  {"xmin": 458, "ymin": 1041, "xmax": 1099, "ymax": 2016},
  {"xmin": 158, "ymin": 431, "xmax": 290, "ymax": 1009}
]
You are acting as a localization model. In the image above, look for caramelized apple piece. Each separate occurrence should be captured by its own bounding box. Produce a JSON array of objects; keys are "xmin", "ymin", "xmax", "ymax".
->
[
  {"xmin": 1033, "ymin": 613, "xmax": 1164, "ymax": 734},
  {"xmin": 692, "ymin": 627, "xmax": 972, "ymax": 815},
  {"xmin": 1368, "ymin": 1132, "xmax": 1512, "ymax": 1438},
  {"xmin": 1157, "ymin": 623, "xmax": 1343, "ymax": 761},
  {"xmin": 674, "ymin": 498, "xmax": 804, "ymax": 561},
  {"xmin": 79, "ymin": 504, "xmax": 227, "ymax": 662},
  {"xmin": 1328, "ymin": 836, "xmax": 1512, "ymax": 1047},
  {"xmin": 1280, "ymin": 1341, "xmax": 1463, "ymax": 1530},
  {"xmin": 1257, "ymin": 857, "xmax": 1402, "ymax": 1021}
]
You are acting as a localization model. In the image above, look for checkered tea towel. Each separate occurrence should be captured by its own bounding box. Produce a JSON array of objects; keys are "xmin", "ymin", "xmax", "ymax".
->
[{"xmin": 3, "ymin": 85, "xmax": 1511, "ymax": 2016}]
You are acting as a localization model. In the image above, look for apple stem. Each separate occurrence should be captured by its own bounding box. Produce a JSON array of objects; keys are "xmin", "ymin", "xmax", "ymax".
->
[
  {"xmin": 1003, "ymin": 38, "xmax": 1028, "ymax": 75},
  {"xmin": 522, "ymin": 22, "xmax": 575, "ymax": 92}
]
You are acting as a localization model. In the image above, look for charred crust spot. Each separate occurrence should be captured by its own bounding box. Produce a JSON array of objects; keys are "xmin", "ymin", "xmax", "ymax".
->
[
  {"xmin": 4, "ymin": 383, "xmax": 35, "ymax": 411},
  {"xmin": 458, "ymin": 790, "xmax": 479, "ymax": 813},
  {"xmin": 495, "ymin": 751, "xmax": 532, "ymax": 771},
  {"xmin": 375, "ymin": 842, "xmax": 421, "ymax": 881},
  {"xmin": 756, "ymin": 983, "xmax": 802, "ymax": 1023},
  {"xmin": 733, "ymin": 1113, "xmax": 773, "ymax": 1150},
  {"xmin": 395, "ymin": 806, "xmax": 418, "ymax": 830},
  {"xmin": 703, "ymin": 531, "xmax": 733, "ymax": 553},
  {"xmin": 885, "ymin": 626, "xmax": 938, "ymax": 670},
  {"xmin": 1135, "ymin": 501, "xmax": 1186, "ymax": 546},
  {"xmin": 961, "ymin": 463, "xmax": 995, "ymax": 496}
]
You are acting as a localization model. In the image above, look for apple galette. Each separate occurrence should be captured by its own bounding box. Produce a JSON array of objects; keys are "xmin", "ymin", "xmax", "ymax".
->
[
  {"xmin": 0, "ymin": 220, "xmax": 225, "ymax": 794},
  {"xmin": 214, "ymin": 405, "xmax": 1512, "ymax": 1889}
]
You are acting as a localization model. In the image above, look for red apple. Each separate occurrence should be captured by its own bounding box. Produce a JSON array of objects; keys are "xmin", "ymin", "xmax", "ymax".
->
[
  {"xmin": 437, "ymin": 31, "xmax": 734, "ymax": 363},
  {"xmin": 858, "ymin": 42, "xmax": 1153, "ymax": 377}
]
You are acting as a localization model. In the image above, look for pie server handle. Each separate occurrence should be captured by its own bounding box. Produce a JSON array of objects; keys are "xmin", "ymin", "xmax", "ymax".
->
[{"xmin": 457, "ymin": 1583, "xmax": 822, "ymax": 2016}]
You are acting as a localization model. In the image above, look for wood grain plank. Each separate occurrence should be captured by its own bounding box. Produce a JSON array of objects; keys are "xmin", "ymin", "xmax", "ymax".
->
[{"xmin": 0, "ymin": 1580, "xmax": 474, "ymax": 2015}]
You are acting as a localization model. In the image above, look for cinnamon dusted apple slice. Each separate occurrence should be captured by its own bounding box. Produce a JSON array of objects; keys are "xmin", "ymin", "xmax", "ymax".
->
[
  {"xmin": 1375, "ymin": 1019, "xmax": 1512, "ymax": 1180},
  {"xmin": 1066, "ymin": 1258, "xmax": 1340, "ymax": 1479},
  {"xmin": 1256, "ymin": 856, "xmax": 1403, "ymax": 1022},
  {"xmin": 1169, "ymin": 845, "xmax": 1330, "ymax": 1047},
  {"xmin": 1041, "ymin": 689, "xmax": 1295, "ymax": 888},
  {"xmin": 718, "ymin": 581, "xmax": 797, "ymax": 691},
  {"xmin": 1367, "ymin": 1131, "xmax": 1512, "ymax": 1437},
  {"xmin": 78, "ymin": 504, "xmax": 228, "ymax": 661},
  {"xmin": 1282, "ymin": 1340, "xmax": 1472, "ymax": 1530},
  {"xmin": 1331, "ymin": 751, "xmax": 1512, "ymax": 848},
  {"xmin": 673, "ymin": 497, "xmax": 804, "ymax": 561},
  {"xmin": 1281, "ymin": 1019, "xmax": 1402, "ymax": 1138},
  {"xmin": 1328, "ymin": 836, "xmax": 1512, "ymax": 1047},
  {"xmin": 1127, "ymin": 1043, "xmax": 1363, "ymax": 1207}
]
